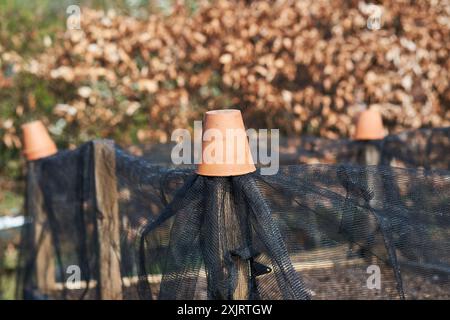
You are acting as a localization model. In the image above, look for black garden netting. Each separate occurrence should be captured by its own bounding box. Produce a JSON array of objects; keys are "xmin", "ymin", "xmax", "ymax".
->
[
  {"xmin": 279, "ymin": 127, "xmax": 450, "ymax": 169},
  {"xmin": 16, "ymin": 127, "xmax": 450, "ymax": 300}
]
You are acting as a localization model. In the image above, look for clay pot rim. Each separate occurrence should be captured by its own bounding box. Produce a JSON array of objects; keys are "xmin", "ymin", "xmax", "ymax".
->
[
  {"xmin": 23, "ymin": 150, "xmax": 58, "ymax": 161},
  {"xmin": 197, "ymin": 167, "xmax": 257, "ymax": 177},
  {"xmin": 23, "ymin": 146, "xmax": 57, "ymax": 155}
]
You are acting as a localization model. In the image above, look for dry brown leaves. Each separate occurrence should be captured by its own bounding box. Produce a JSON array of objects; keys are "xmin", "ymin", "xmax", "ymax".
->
[{"xmin": 2, "ymin": 0, "xmax": 450, "ymax": 146}]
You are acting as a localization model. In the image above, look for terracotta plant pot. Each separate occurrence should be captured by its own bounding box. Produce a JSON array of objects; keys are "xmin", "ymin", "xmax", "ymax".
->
[
  {"xmin": 354, "ymin": 109, "xmax": 386, "ymax": 140},
  {"xmin": 196, "ymin": 109, "xmax": 256, "ymax": 176},
  {"xmin": 22, "ymin": 120, "xmax": 58, "ymax": 161}
]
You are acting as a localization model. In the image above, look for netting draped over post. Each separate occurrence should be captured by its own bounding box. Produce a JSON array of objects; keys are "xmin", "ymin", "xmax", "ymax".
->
[
  {"xmin": 17, "ymin": 128, "xmax": 450, "ymax": 300},
  {"xmin": 17, "ymin": 140, "xmax": 194, "ymax": 299},
  {"xmin": 140, "ymin": 166, "xmax": 450, "ymax": 300}
]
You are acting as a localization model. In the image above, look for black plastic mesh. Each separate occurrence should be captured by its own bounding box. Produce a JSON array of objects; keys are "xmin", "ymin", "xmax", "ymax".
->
[
  {"xmin": 17, "ymin": 127, "xmax": 450, "ymax": 300},
  {"xmin": 17, "ymin": 143, "xmax": 98, "ymax": 299},
  {"xmin": 279, "ymin": 127, "xmax": 450, "ymax": 169},
  {"xmin": 139, "ymin": 167, "xmax": 450, "ymax": 300},
  {"xmin": 16, "ymin": 141, "xmax": 189, "ymax": 300}
]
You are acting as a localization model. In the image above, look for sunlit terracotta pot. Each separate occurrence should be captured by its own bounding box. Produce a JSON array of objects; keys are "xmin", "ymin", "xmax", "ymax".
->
[
  {"xmin": 196, "ymin": 109, "xmax": 256, "ymax": 176},
  {"xmin": 22, "ymin": 120, "xmax": 57, "ymax": 161},
  {"xmin": 354, "ymin": 109, "xmax": 385, "ymax": 140}
]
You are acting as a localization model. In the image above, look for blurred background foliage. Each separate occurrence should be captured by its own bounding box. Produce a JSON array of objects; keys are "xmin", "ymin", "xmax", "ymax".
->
[
  {"xmin": 0, "ymin": 0, "xmax": 197, "ymax": 185},
  {"xmin": 0, "ymin": 0, "xmax": 449, "ymax": 191},
  {"xmin": 0, "ymin": 0, "xmax": 195, "ymax": 300}
]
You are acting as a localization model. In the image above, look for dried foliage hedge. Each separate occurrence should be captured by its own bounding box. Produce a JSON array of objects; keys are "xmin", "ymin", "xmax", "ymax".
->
[{"xmin": 1, "ymin": 0, "xmax": 449, "ymax": 159}]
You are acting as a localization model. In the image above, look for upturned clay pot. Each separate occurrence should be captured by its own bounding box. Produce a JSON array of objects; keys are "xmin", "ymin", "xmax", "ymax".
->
[
  {"xmin": 354, "ymin": 109, "xmax": 385, "ymax": 140},
  {"xmin": 22, "ymin": 120, "xmax": 57, "ymax": 161},
  {"xmin": 196, "ymin": 109, "xmax": 256, "ymax": 176}
]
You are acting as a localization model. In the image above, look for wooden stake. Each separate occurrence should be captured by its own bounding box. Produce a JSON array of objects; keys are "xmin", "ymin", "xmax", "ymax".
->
[
  {"xmin": 362, "ymin": 143, "xmax": 383, "ymax": 207},
  {"xmin": 222, "ymin": 188, "xmax": 250, "ymax": 300},
  {"xmin": 93, "ymin": 140, "xmax": 123, "ymax": 300},
  {"xmin": 28, "ymin": 162, "xmax": 56, "ymax": 295},
  {"xmin": 362, "ymin": 143, "xmax": 381, "ymax": 166},
  {"xmin": 360, "ymin": 142, "xmax": 382, "ymax": 265},
  {"xmin": 203, "ymin": 178, "xmax": 250, "ymax": 300}
]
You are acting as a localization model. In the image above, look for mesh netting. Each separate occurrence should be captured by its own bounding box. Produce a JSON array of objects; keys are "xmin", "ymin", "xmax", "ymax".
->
[
  {"xmin": 139, "ymin": 166, "xmax": 450, "ymax": 300},
  {"xmin": 17, "ymin": 142, "xmax": 98, "ymax": 299},
  {"xmin": 17, "ymin": 128, "xmax": 450, "ymax": 300},
  {"xmin": 279, "ymin": 127, "xmax": 450, "ymax": 169}
]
